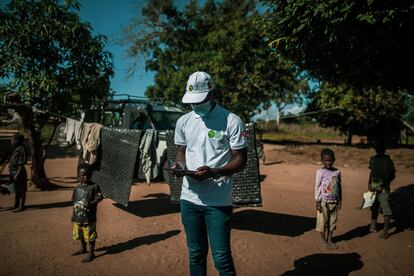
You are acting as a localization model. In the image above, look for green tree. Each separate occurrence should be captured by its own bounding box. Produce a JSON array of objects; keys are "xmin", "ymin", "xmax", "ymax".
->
[
  {"xmin": 309, "ymin": 83, "xmax": 407, "ymax": 145},
  {"xmin": 123, "ymin": 0, "xmax": 304, "ymax": 121},
  {"xmin": 0, "ymin": 0, "xmax": 113, "ymax": 188},
  {"xmin": 260, "ymin": 0, "xmax": 414, "ymax": 93}
]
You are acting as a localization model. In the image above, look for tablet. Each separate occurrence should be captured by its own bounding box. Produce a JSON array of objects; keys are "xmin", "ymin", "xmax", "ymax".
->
[{"xmin": 163, "ymin": 167, "xmax": 197, "ymax": 175}]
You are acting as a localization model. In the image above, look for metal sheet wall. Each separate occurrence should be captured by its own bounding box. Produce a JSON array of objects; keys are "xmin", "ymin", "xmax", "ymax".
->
[{"xmin": 92, "ymin": 127, "xmax": 142, "ymax": 207}]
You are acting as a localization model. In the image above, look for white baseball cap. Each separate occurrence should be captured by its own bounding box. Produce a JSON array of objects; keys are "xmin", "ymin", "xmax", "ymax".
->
[{"xmin": 182, "ymin": 71, "xmax": 215, "ymax": 104}]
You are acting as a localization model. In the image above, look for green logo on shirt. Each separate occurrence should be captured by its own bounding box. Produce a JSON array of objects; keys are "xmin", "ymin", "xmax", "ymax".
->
[{"xmin": 208, "ymin": 130, "xmax": 223, "ymax": 139}]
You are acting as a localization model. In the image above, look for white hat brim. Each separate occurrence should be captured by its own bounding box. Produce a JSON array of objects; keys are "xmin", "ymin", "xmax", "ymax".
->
[{"xmin": 182, "ymin": 91, "xmax": 209, "ymax": 104}]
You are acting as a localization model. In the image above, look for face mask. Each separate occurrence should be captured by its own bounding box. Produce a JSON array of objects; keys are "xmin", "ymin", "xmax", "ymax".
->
[{"xmin": 191, "ymin": 100, "xmax": 212, "ymax": 117}]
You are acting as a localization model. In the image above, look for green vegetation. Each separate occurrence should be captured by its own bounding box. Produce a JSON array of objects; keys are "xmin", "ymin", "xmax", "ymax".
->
[
  {"xmin": 260, "ymin": 0, "xmax": 413, "ymax": 93},
  {"xmin": 259, "ymin": 0, "xmax": 413, "ymax": 144},
  {"xmin": 123, "ymin": 0, "xmax": 305, "ymax": 121},
  {"xmin": 257, "ymin": 122, "xmax": 345, "ymax": 143},
  {"xmin": 0, "ymin": 0, "xmax": 113, "ymax": 188},
  {"xmin": 308, "ymin": 83, "xmax": 407, "ymax": 144}
]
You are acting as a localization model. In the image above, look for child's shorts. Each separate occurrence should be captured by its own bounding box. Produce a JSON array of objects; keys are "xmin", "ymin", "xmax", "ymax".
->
[
  {"xmin": 371, "ymin": 190, "xmax": 392, "ymax": 216},
  {"xmin": 73, "ymin": 223, "xmax": 97, "ymax": 242},
  {"xmin": 316, "ymin": 201, "xmax": 339, "ymax": 232}
]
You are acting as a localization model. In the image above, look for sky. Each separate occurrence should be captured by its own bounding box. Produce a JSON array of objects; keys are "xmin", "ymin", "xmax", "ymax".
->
[
  {"xmin": 77, "ymin": 0, "xmax": 154, "ymax": 98},
  {"xmin": 78, "ymin": 0, "xmax": 308, "ymax": 119}
]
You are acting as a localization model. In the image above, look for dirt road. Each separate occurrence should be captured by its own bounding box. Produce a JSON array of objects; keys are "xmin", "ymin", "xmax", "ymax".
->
[{"xmin": 1, "ymin": 144, "xmax": 413, "ymax": 275}]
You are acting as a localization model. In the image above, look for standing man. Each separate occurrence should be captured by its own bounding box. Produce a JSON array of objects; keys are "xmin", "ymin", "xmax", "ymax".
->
[
  {"xmin": 173, "ymin": 71, "xmax": 247, "ymax": 276},
  {"xmin": 8, "ymin": 134, "xmax": 28, "ymax": 212}
]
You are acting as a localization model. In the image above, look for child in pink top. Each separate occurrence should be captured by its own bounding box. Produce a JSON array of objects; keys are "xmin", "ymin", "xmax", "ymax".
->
[{"xmin": 315, "ymin": 148, "xmax": 342, "ymax": 249}]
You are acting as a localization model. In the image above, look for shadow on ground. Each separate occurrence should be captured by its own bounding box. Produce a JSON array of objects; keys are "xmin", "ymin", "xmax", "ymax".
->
[
  {"xmin": 232, "ymin": 209, "xmax": 315, "ymax": 237},
  {"xmin": 95, "ymin": 230, "xmax": 181, "ymax": 256},
  {"xmin": 44, "ymin": 144, "xmax": 80, "ymax": 159},
  {"xmin": 281, "ymin": 252, "xmax": 363, "ymax": 275},
  {"xmin": 390, "ymin": 183, "xmax": 414, "ymax": 234},
  {"xmin": 333, "ymin": 225, "xmax": 374, "ymax": 243},
  {"xmin": 48, "ymin": 176, "xmax": 78, "ymax": 184},
  {"xmin": 114, "ymin": 193, "xmax": 180, "ymax": 218},
  {"xmin": 25, "ymin": 201, "xmax": 72, "ymax": 210},
  {"xmin": 334, "ymin": 183, "xmax": 414, "ymax": 242}
]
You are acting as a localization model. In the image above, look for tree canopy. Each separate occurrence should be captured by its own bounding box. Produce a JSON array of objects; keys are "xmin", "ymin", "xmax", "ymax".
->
[
  {"xmin": 124, "ymin": 0, "xmax": 305, "ymax": 121},
  {"xmin": 308, "ymin": 83, "xmax": 407, "ymax": 143},
  {"xmin": 0, "ymin": 0, "xmax": 113, "ymax": 188},
  {"xmin": 0, "ymin": 0, "xmax": 113, "ymax": 115},
  {"xmin": 261, "ymin": 0, "xmax": 414, "ymax": 93}
]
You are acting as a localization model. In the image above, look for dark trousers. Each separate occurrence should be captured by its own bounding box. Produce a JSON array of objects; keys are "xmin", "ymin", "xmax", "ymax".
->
[
  {"xmin": 180, "ymin": 200, "xmax": 236, "ymax": 276},
  {"xmin": 14, "ymin": 191, "xmax": 26, "ymax": 208}
]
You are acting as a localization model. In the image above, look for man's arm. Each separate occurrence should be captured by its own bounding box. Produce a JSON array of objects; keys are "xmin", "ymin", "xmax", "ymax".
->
[
  {"xmin": 214, "ymin": 148, "xmax": 247, "ymax": 177},
  {"xmin": 171, "ymin": 145, "xmax": 187, "ymax": 177}
]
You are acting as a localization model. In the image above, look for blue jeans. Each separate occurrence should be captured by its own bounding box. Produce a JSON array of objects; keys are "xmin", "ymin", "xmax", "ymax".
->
[{"xmin": 180, "ymin": 200, "xmax": 236, "ymax": 276}]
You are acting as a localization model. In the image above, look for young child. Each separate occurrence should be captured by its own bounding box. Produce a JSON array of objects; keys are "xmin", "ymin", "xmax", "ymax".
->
[
  {"xmin": 315, "ymin": 148, "xmax": 342, "ymax": 249},
  {"xmin": 71, "ymin": 163, "xmax": 103, "ymax": 262},
  {"xmin": 368, "ymin": 140, "xmax": 396, "ymax": 240}
]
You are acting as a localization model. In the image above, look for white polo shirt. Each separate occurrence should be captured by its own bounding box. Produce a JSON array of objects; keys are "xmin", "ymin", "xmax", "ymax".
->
[{"xmin": 174, "ymin": 103, "xmax": 247, "ymax": 206}]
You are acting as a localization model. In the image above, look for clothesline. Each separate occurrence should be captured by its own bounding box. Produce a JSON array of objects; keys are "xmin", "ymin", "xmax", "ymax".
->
[
  {"xmin": 280, "ymin": 106, "xmax": 340, "ymax": 120},
  {"xmin": 32, "ymin": 107, "xmax": 82, "ymax": 122}
]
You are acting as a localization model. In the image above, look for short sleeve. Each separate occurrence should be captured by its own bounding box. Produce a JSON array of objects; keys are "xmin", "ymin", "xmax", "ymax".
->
[
  {"xmin": 387, "ymin": 157, "xmax": 396, "ymax": 173},
  {"xmin": 174, "ymin": 116, "xmax": 186, "ymax": 146},
  {"xmin": 15, "ymin": 146, "xmax": 27, "ymax": 165},
  {"xmin": 228, "ymin": 114, "xmax": 247, "ymax": 150}
]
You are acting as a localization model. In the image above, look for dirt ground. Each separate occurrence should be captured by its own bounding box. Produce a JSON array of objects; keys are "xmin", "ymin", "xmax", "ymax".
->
[{"xmin": 1, "ymin": 142, "xmax": 414, "ymax": 275}]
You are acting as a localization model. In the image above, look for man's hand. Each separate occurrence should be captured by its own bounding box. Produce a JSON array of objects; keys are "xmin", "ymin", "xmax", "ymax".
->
[
  {"xmin": 190, "ymin": 166, "xmax": 213, "ymax": 181},
  {"xmin": 170, "ymin": 160, "xmax": 185, "ymax": 178},
  {"xmin": 316, "ymin": 201, "xmax": 322, "ymax": 212}
]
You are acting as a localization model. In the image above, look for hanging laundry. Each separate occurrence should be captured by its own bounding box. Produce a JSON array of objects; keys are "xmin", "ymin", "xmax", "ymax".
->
[
  {"xmin": 139, "ymin": 129, "xmax": 159, "ymax": 184},
  {"xmin": 65, "ymin": 118, "xmax": 83, "ymax": 149},
  {"xmin": 91, "ymin": 127, "xmax": 142, "ymax": 207},
  {"xmin": 80, "ymin": 123, "xmax": 102, "ymax": 165}
]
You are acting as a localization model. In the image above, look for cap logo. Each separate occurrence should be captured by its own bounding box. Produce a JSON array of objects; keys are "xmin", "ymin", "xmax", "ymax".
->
[
  {"xmin": 208, "ymin": 130, "xmax": 215, "ymax": 138},
  {"xmin": 189, "ymin": 85, "xmax": 193, "ymax": 92}
]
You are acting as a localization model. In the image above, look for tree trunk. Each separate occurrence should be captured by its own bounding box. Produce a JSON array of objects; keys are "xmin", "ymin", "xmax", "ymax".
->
[
  {"xmin": 15, "ymin": 105, "xmax": 49, "ymax": 190},
  {"xmin": 275, "ymin": 108, "xmax": 280, "ymax": 129},
  {"xmin": 27, "ymin": 127, "xmax": 48, "ymax": 190}
]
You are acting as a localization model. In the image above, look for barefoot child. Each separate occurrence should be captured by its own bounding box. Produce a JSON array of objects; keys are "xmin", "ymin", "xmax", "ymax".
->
[
  {"xmin": 71, "ymin": 163, "xmax": 103, "ymax": 262},
  {"xmin": 368, "ymin": 140, "xmax": 395, "ymax": 239},
  {"xmin": 315, "ymin": 148, "xmax": 342, "ymax": 249}
]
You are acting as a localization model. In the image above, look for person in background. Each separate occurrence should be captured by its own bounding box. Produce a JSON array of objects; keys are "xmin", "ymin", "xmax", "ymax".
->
[
  {"xmin": 8, "ymin": 134, "xmax": 28, "ymax": 212},
  {"xmin": 368, "ymin": 139, "xmax": 396, "ymax": 240},
  {"xmin": 173, "ymin": 71, "xmax": 247, "ymax": 276},
  {"xmin": 315, "ymin": 148, "xmax": 342, "ymax": 249}
]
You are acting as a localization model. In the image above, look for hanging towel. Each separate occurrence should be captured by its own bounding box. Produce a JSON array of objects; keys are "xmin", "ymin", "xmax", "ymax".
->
[
  {"xmin": 139, "ymin": 129, "xmax": 158, "ymax": 184},
  {"xmin": 65, "ymin": 118, "xmax": 83, "ymax": 149},
  {"xmin": 80, "ymin": 123, "xmax": 102, "ymax": 165}
]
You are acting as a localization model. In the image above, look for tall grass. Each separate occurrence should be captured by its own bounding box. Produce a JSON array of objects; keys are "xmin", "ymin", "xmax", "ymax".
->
[{"xmin": 256, "ymin": 121, "xmax": 345, "ymax": 142}]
